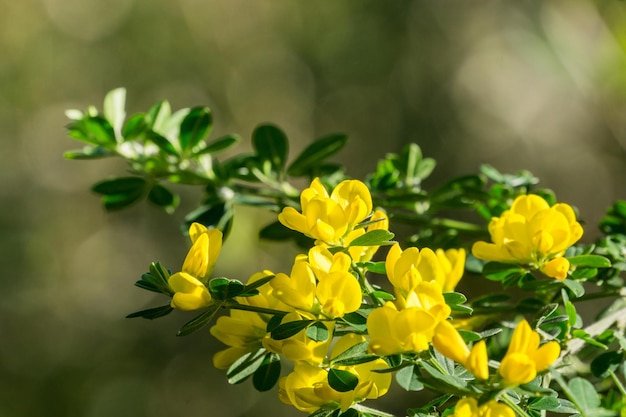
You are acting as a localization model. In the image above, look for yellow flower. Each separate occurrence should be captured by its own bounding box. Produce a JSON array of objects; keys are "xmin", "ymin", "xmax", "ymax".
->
[
  {"xmin": 499, "ymin": 319, "xmax": 561, "ymax": 386},
  {"xmin": 271, "ymin": 247, "xmax": 362, "ymax": 319},
  {"xmin": 367, "ymin": 282, "xmax": 451, "ymax": 356},
  {"xmin": 210, "ymin": 271, "xmax": 289, "ymax": 369},
  {"xmin": 385, "ymin": 243, "xmax": 466, "ymax": 296},
  {"xmin": 181, "ymin": 222, "xmax": 223, "ymax": 282},
  {"xmin": 168, "ymin": 272, "xmax": 212, "ymax": 311},
  {"xmin": 453, "ymin": 398, "xmax": 514, "ymax": 417},
  {"xmin": 278, "ymin": 334, "xmax": 391, "ymax": 414},
  {"xmin": 436, "ymin": 248, "xmax": 466, "ymax": 292},
  {"xmin": 278, "ymin": 178, "xmax": 373, "ymax": 245},
  {"xmin": 472, "ymin": 194, "xmax": 583, "ymax": 280},
  {"xmin": 432, "ymin": 320, "xmax": 489, "ymax": 380}
]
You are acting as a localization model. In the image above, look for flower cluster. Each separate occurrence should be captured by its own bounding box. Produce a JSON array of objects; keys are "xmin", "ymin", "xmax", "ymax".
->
[{"xmin": 158, "ymin": 180, "xmax": 581, "ymax": 416}]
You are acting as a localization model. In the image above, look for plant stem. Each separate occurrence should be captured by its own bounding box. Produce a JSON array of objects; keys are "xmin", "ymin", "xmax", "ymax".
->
[
  {"xmin": 608, "ymin": 369, "xmax": 626, "ymax": 396},
  {"xmin": 498, "ymin": 392, "xmax": 532, "ymax": 417},
  {"xmin": 352, "ymin": 404, "xmax": 397, "ymax": 417},
  {"xmin": 223, "ymin": 301, "xmax": 289, "ymax": 316}
]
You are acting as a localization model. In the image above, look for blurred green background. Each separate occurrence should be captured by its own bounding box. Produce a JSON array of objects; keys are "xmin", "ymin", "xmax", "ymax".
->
[{"xmin": 2, "ymin": 0, "xmax": 626, "ymax": 416}]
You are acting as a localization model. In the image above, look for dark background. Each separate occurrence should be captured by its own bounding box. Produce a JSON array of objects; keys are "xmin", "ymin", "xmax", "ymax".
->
[{"xmin": 1, "ymin": 1, "xmax": 626, "ymax": 416}]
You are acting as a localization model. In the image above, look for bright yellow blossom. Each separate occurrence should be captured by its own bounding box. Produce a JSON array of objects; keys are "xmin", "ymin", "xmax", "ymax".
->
[
  {"xmin": 168, "ymin": 272, "xmax": 212, "ymax": 311},
  {"xmin": 453, "ymin": 397, "xmax": 514, "ymax": 417},
  {"xmin": 367, "ymin": 281, "xmax": 451, "ymax": 356},
  {"xmin": 278, "ymin": 178, "xmax": 373, "ymax": 245},
  {"xmin": 167, "ymin": 222, "xmax": 223, "ymax": 311},
  {"xmin": 278, "ymin": 334, "xmax": 391, "ymax": 413},
  {"xmin": 385, "ymin": 243, "xmax": 465, "ymax": 297},
  {"xmin": 432, "ymin": 320, "xmax": 489, "ymax": 380},
  {"xmin": 181, "ymin": 222, "xmax": 223, "ymax": 282},
  {"xmin": 499, "ymin": 319, "xmax": 561, "ymax": 386},
  {"xmin": 271, "ymin": 247, "xmax": 362, "ymax": 319},
  {"xmin": 472, "ymin": 194, "xmax": 583, "ymax": 280}
]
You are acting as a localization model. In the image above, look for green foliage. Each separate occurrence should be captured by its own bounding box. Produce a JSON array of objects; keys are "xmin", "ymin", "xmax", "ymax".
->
[{"xmin": 66, "ymin": 89, "xmax": 626, "ymax": 417}]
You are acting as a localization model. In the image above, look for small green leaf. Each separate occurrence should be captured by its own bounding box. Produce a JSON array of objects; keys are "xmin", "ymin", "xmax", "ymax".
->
[
  {"xmin": 287, "ymin": 133, "xmax": 348, "ymax": 176},
  {"xmin": 306, "ymin": 321, "xmax": 330, "ymax": 342},
  {"xmin": 443, "ymin": 292, "xmax": 467, "ymax": 306},
  {"xmin": 330, "ymin": 341, "xmax": 373, "ymax": 366},
  {"xmin": 227, "ymin": 349, "xmax": 267, "ymax": 385},
  {"xmin": 252, "ymin": 353, "xmax": 281, "ymax": 392},
  {"xmin": 148, "ymin": 184, "xmax": 179, "ymax": 213},
  {"xmin": 590, "ymin": 351, "xmax": 623, "ymax": 377},
  {"xmin": 176, "ymin": 304, "xmax": 221, "ymax": 336},
  {"xmin": 357, "ymin": 261, "xmax": 386, "ymax": 274},
  {"xmin": 328, "ymin": 368, "xmax": 359, "ymax": 392},
  {"xmin": 567, "ymin": 377, "xmax": 600, "ymax": 412},
  {"xmin": 567, "ymin": 255, "xmax": 611, "ymax": 268},
  {"xmin": 122, "ymin": 113, "xmax": 148, "ymax": 139},
  {"xmin": 395, "ymin": 365, "xmax": 425, "ymax": 391},
  {"xmin": 179, "ymin": 107, "xmax": 212, "ymax": 152},
  {"xmin": 348, "ymin": 230, "xmax": 395, "ymax": 247},
  {"xmin": 371, "ymin": 291, "xmax": 395, "ymax": 301},
  {"xmin": 271, "ymin": 319, "xmax": 314, "ymax": 340},
  {"xmin": 482, "ymin": 262, "xmax": 525, "ymax": 282},
  {"xmin": 563, "ymin": 279, "xmax": 585, "ymax": 298},
  {"xmin": 527, "ymin": 396, "xmax": 561, "ymax": 411},
  {"xmin": 209, "ymin": 277, "xmax": 246, "ymax": 300},
  {"xmin": 103, "ymin": 87, "xmax": 126, "ymax": 139},
  {"xmin": 67, "ymin": 116, "xmax": 117, "ymax": 146},
  {"xmin": 147, "ymin": 131, "xmax": 179, "ymax": 156},
  {"xmin": 341, "ymin": 312, "xmax": 368, "ymax": 331},
  {"xmin": 126, "ymin": 304, "xmax": 174, "ymax": 320},
  {"xmin": 92, "ymin": 177, "xmax": 147, "ymax": 195},
  {"xmin": 458, "ymin": 330, "xmax": 481, "ymax": 343},
  {"xmin": 64, "ymin": 146, "xmax": 115, "ymax": 160},
  {"xmin": 101, "ymin": 190, "xmax": 145, "ymax": 210},
  {"xmin": 252, "ymin": 124, "xmax": 289, "ymax": 172},
  {"xmin": 198, "ymin": 134, "xmax": 240, "ymax": 154}
]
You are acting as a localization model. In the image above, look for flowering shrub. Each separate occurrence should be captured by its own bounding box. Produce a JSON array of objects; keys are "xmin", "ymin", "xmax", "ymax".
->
[{"xmin": 65, "ymin": 89, "xmax": 626, "ymax": 417}]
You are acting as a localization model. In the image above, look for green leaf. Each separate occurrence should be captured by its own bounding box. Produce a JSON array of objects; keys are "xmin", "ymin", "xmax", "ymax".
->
[
  {"xmin": 348, "ymin": 230, "xmax": 395, "ymax": 247},
  {"xmin": 67, "ymin": 116, "xmax": 117, "ymax": 147},
  {"xmin": 567, "ymin": 255, "xmax": 611, "ymax": 268},
  {"xmin": 357, "ymin": 261, "xmax": 386, "ymax": 274},
  {"xmin": 590, "ymin": 351, "xmax": 623, "ymax": 377},
  {"xmin": 419, "ymin": 361, "xmax": 467, "ymax": 392},
  {"xmin": 252, "ymin": 124, "xmax": 289, "ymax": 172},
  {"xmin": 176, "ymin": 304, "xmax": 221, "ymax": 336},
  {"xmin": 148, "ymin": 184, "xmax": 179, "ymax": 213},
  {"xmin": 331, "ymin": 341, "xmax": 376, "ymax": 366},
  {"xmin": 339, "ymin": 408, "xmax": 359, "ymax": 417},
  {"xmin": 271, "ymin": 319, "xmax": 314, "ymax": 340},
  {"xmin": 227, "ymin": 349, "xmax": 267, "ymax": 385},
  {"xmin": 126, "ymin": 304, "xmax": 174, "ymax": 320},
  {"xmin": 563, "ymin": 279, "xmax": 585, "ymax": 298},
  {"xmin": 482, "ymin": 262, "xmax": 525, "ymax": 282},
  {"xmin": 64, "ymin": 146, "xmax": 116, "ymax": 160},
  {"xmin": 134, "ymin": 263, "xmax": 173, "ymax": 295},
  {"xmin": 183, "ymin": 202, "xmax": 234, "ymax": 238},
  {"xmin": 147, "ymin": 131, "xmax": 179, "ymax": 156},
  {"xmin": 198, "ymin": 134, "xmax": 240, "ymax": 155},
  {"xmin": 179, "ymin": 107, "xmax": 212, "ymax": 152},
  {"xmin": 252, "ymin": 353, "xmax": 281, "ymax": 392},
  {"xmin": 208, "ymin": 277, "xmax": 246, "ymax": 300},
  {"xmin": 122, "ymin": 113, "xmax": 148, "ymax": 139},
  {"xmin": 395, "ymin": 365, "xmax": 425, "ymax": 391},
  {"xmin": 527, "ymin": 396, "xmax": 561, "ymax": 411},
  {"xmin": 341, "ymin": 312, "xmax": 368, "ymax": 331},
  {"xmin": 91, "ymin": 177, "xmax": 147, "ymax": 210},
  {"xmin": 458, "ymin": 330, "xmax": 481, "ymax": 343},
  {"xmin": 443, "ymin": 292, "xmax": 467, "ymax": 306},
  {"xmin": 306, "ymin": 321, "xmax": 330, "ymax": 342},
  {"xmin": 103, "ymin": 87, "xmax": 126, "ymax": 139},
  {"xmin": 568, "ymin": 377, "xmax": 600, "ymax": 412},
  {"xmin": 327, "ymin": 368, "xmax": 358, "ymax": 392},
  {"xmin": 287, "ymin": 133, "xmax": 348, "ymax": 176}
]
